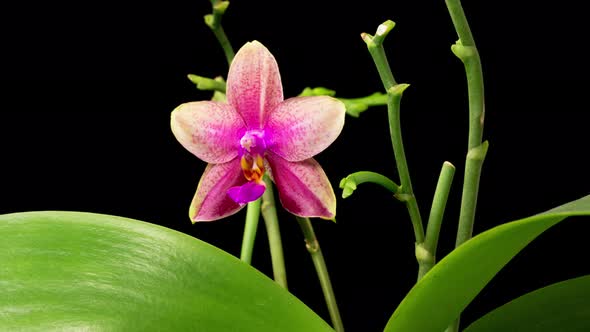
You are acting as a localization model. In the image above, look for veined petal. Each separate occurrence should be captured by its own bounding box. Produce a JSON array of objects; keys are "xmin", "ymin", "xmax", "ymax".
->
[
  {"xmin": 266, "ymin": 153, "xmax": 336, "ymax": 219},
  {"xmin": 227, "ymin": 41, "xmax": 283, "ymax": 129},
  {"xmin": 190, "ymin": 159, "xmax": 247, "ymax": 222},
  {"xmin": 266, "ymin": 96, "xmax": 345, "ymax": 162},
  {"xmin": 171, "ymin": 101, "xmax": 245, "ymax": 164}
]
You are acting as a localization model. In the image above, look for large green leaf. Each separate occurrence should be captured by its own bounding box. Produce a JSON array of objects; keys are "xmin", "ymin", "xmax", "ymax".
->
[
  {"xmin": 464, "ymin": 275, "xmax": 590, "ymax": 332},
  {"xmin": 0, "ymin": 211, "xmax": 333, "ymax": 332},
  {"xmin": 384, "ymin": 194, "xmax": 590, "ymax": 332}
]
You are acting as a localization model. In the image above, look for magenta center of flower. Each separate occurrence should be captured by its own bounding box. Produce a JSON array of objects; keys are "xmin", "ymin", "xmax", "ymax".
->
[
  {"xmin": 239, "ymin": 130, "xmax": 266, "ymax": 182},
  {"xmin": 227, "ymin": 130, "xmax": 268, "ymax": 205}
]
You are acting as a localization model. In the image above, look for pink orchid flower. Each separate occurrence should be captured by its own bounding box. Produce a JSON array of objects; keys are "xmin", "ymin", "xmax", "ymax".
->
[{"xmin": 171, "ymin": 41, "xmax": 345, "ymax": 222}]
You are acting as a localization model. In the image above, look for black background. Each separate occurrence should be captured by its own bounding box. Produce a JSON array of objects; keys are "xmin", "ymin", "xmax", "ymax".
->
[{"xmin": 2, "ymin": 1, "xmax": 589, "ymax": 331}]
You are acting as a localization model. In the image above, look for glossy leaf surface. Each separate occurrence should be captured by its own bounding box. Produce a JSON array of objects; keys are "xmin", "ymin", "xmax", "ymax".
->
[
  {"xmin": 465, "ymin": 275, "xmax": 590, "ymax": 332},
  {"xmin": 0, "ymin": 211, "xmax": 333, "ymax": 332}
]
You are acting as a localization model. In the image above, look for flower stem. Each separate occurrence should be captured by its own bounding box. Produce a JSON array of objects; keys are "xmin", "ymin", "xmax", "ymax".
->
[
  {"xmin": 298, "ymin": 87, "xmax": 387, "ymax": 117},
  {"xmin": 187, "ymin": 74, "xmax": 226, "ymax": 93},
  {"xmin": 339, "ymin": 171, "xmax": 400, "ymax": 199},
  {"xmin": 204, "ymin": 0, "xmax": 234, "ymax": 65},
  {"xmin": 296, "ymin": 217, "xmax": 344, "ymax": 332},
  {"xmin": 417, "ymin": 161, "xmax": 455, "ymax": 280},
  {"xmin": 239, "ymin": 198, "xmax": 261, "ymax": 264},
  {"xmin": 338, "ymin": 93, "xmax": 388, "ymax": 117},
  {"xmin": 444, "ymin": 0, "xmax": 487, "ymax": 331},
  {"xmin": 362, "ymin": 21, "xmax": 425, "ymax": 247},
  {"xmin": 261, "ymin": 176, "xmax": 287, "ymax": 289}
]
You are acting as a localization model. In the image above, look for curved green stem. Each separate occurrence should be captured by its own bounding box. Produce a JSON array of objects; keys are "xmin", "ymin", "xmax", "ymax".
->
[
  {"xmin": 362, "ymin": 21, "xmax": 425, "ymax": 246},
  {"xmin": 339, "ymin": 171, "xmax": 400, "ymax": 199},
  {"xmin": 417, "ymin": 161, "xmax": 455, "ymax": 280},
  {"xmin": 445, "ymin": 1, "xmax": 487, "ymax": 331},
  {"xmin": 261, "ymin": 176, "xmax": 287, "ymax": 289},
  {"xmin": 204, "ymin": 0, "xmax": 234, "ymax": 65},
  {"xmin": 240, "ymin": 199, "xmax": 261, "ymax": 264},
  {"xmin": 296, "ymin": 217, "xmax": 344, "ymax": 332}
]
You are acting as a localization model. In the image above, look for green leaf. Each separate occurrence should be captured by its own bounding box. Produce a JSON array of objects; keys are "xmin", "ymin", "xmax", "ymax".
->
[
  {"xmin": 0, "ymin": 211, "xmax": 333, "ymax": 332},
  {"xmin": 384, "ymin": 194, "xmax": 590, "ymax": 332},
  {"xmin": 464, "ymin": 275, "xmax": 590, "ymax": 332}
]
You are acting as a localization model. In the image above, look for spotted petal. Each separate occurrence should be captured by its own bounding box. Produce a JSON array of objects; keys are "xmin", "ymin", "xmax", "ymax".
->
[
  {"xmin": 227, "ymin": 41, "xmax": 284, "ymax": 129},
  {"xmin": 189, "ymin": 159, "xmax": 247, "ymax": 222},
  {"xmin": 266, "ymin": 96, "xmax": 345, "ymax": 162},
  {"xmin": 266, "ymin": 153, "xmax": 336, "ymax": 219},
  {"xmin": 171, "ymin": 101, "xmax": 245, "ymax": 164}
]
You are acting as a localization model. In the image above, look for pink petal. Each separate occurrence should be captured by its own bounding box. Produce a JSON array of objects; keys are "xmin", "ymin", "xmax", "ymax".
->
[
  {"xmin": 171, "ymin": 101, "xmax": 245, "ymax": 164},
  {"xmin": 227, "ymin": 41, "xmax": 284, "ymax": 129},
  {"xmin": 227, "ymin": 181, "xmax": 266, "ymax": 205},
  {"xmin": 266, "ymin": 153, "xmax": 336, "ymax": 219},
  {"xmin": 190, "ymin": 158, "xmax": 247, "ymax": 222},
  {"xmin": 265, "ymin": 96, "xmax": 346, "ymax": 162}
]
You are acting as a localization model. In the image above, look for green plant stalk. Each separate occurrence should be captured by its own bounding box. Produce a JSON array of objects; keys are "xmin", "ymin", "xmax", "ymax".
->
[
  {"xmin": 445, "ymin": 0, "xmax": 487, "ymax": 331},
  {"xmin": 338, "ymin": 92, "xmax": 388, "ymax": 108},
  {"xmin": 452, "ymin": 41, "xmax": 486, "ymax": 246},
  {"xmin": 362, "ymin": 22, "xmax": 425, "ymax": 248},
  {"xmin": 204, "ymin": 0, "xmax": 234, "ymax": 65},
  {"xmin": 240, "ymin": 198, "xmax": 261, "ymax": 264},
  {"xmin": 210, "ymin": 25, "xmax": 234, "ymax": 65},
  {"xmin": 298, "ymin": 87, "xmax": 388, "ymax": 117},
  {"xmin": 261, "ymin": 176, "xmax": 287, "ymax": 289},
  {"xmin": 187, "ymin": 74, "xmax": 227, "ymax": 93},
  {"xmin": 385, "ymin": 85, "xmax": 424, "ymax": 246},
  {"xmin": 417, "ymin": 161, "xmax": 455, "ymax": 280},
  {"xmin": 296, "ymin": 217, "xmax": 344, "ymax": 332}
]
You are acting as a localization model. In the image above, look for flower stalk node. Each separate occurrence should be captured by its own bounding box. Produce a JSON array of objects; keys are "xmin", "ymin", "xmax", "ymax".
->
[
  {"xmin": 415, "ymin": 243, "xmax": 435, "ymax": 266},
  {"xmin": 451, "ymin": 42, "xmax": 477, "ymax": 63},
  {"xmin": 304, "ymin": 238, "xmax": 320, "ymax": 254},
  {"xmin": 467, "ymin": 140, "xmax": 489, "ymax": 161},
  {"xmin": 394, "ymin": 192, "xmax": 414, "ymax": 203},
  {"xmin": 204, "ymin": 0, "xmax": 229, "ymax": 30},
  {"xmin": 387, "ymin": 83, "xmax": 410, "ymax": 97}
]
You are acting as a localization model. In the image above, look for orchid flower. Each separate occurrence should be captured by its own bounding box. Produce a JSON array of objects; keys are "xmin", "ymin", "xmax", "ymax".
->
[{"xmin": 171, "ymin": 41, "xmax": 345, "ymax": 222}]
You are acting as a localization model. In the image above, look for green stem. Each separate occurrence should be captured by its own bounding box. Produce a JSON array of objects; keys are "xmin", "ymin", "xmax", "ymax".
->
[
  {"xmin": 451, "ymin": 43, "xmax": 487, "ymax": 246},
  {"xmin": 338, "ymin": 92, "xmax": 388, "ymax": 117},
  {"xmin": 339, "ymin": 171, "xmax": 400, "ymax": 199},
  {"xmin": 204, "ymin": 0, "xmax": 235, "ymax": 65},
  {"xmin": 240, "ymin": 199, "xmax": 261, "ymax": 264},
  {"xmin": 298, "ymin": 87, "xmax": 387, "ymax": 117},
  {"xmin": 260, "ymin": 176, "xmax": 287, "ymax": 289},
  {"xmin": 211, "ymin": 26, "xmax": 234, "ymax": 65},
  {"xmin": 417, "ymin": 162, "xmax": 455, "ymax": 280},
  {"xmin": 362, "ymin": 21, "xmax": 425, "ymax": 246},
  {"xmin": 445, "ymin": 0, "xmax": 475, "ymax": 46},
  {"xmin": 362, "ymin": 21, "xmax": 397, "ymax": 89},
  {"xmin": 296, "ymin": 217, "xmax": 344, "ymax": 332},
  {"xmin": 338, "ymin": 92, "xmax": 388, "ymax": 108},
  {"xmin": 445, "ymin": 1, "xmax": 487, "ymax": 331},
  {"xmin": 187, "ymin": 74, "xmax": 227, "ymax": 93}
]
